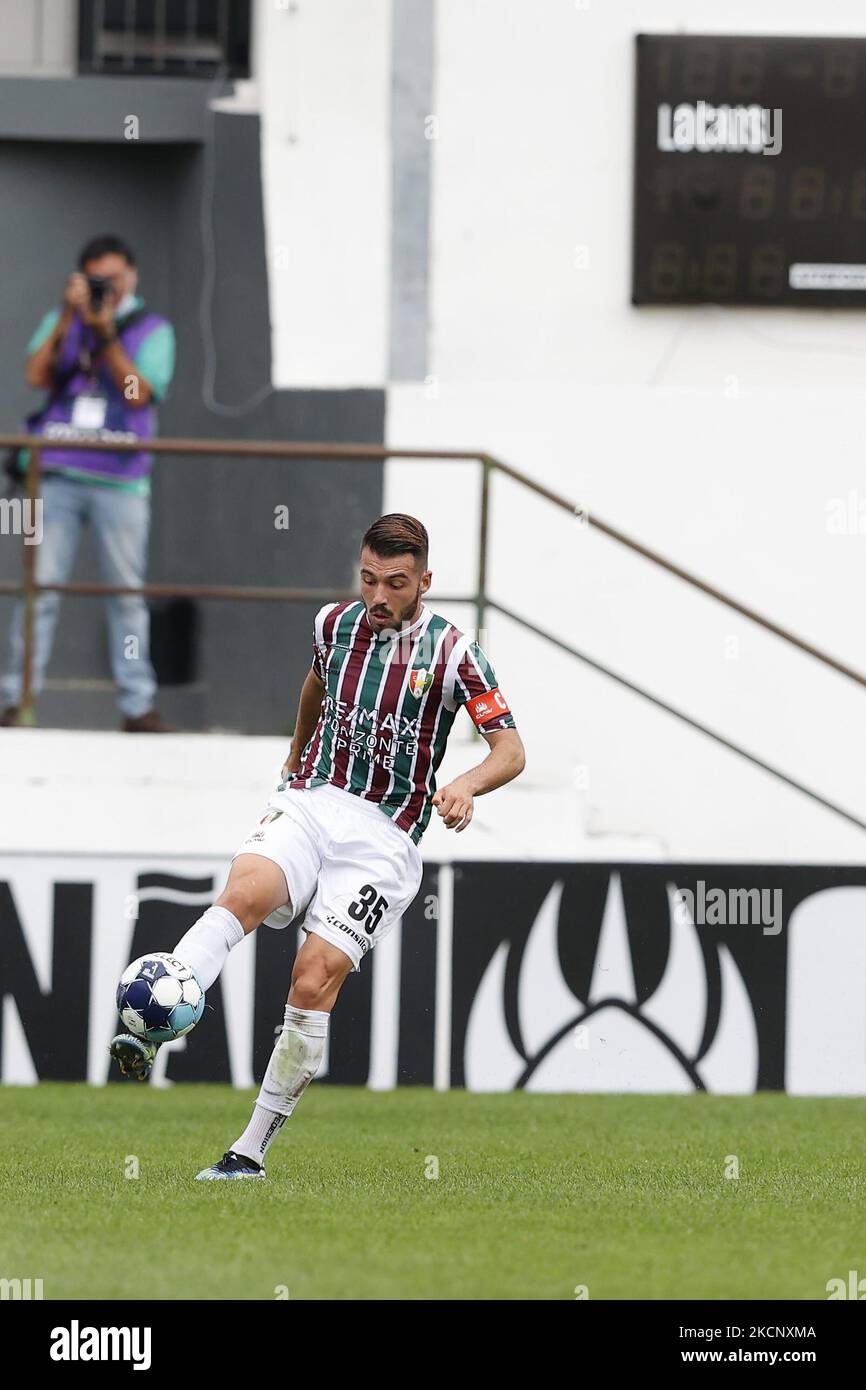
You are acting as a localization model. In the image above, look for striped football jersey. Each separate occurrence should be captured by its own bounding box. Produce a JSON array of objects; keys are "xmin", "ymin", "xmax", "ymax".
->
[{"xmin": 287, "ymin": 600, "xmax": 516, "ymax": 843}]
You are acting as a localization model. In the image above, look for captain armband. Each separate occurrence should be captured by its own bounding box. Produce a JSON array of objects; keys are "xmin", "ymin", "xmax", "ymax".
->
[{"xmin": 466, "ymin": 689, "xmax": 511, "ymax": 727}]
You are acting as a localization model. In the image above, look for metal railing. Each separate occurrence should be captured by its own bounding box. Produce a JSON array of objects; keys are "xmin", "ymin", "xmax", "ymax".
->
[{"xmin": 2, "ymin": 432, "xmax": 865, "ymax": 833}]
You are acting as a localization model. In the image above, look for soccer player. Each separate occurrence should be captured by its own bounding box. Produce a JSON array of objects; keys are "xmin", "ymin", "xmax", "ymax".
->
[{"xmin": 110, "ymin": 514, "xmax": 525, "ymax": 1179}]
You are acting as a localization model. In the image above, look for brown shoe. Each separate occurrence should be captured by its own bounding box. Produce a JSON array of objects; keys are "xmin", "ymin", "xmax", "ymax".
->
[
  {"xmin": 122, "ymin": 709, "xmax": 173, "ymax": 733},
  {"xmin": 0, "ymin": 706, "xmax": 20, "ymax": 727}
]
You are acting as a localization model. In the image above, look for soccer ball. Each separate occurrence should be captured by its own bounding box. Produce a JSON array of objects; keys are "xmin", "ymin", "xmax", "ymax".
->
[{"xmin": 116, "ymin": 952, "xmax": 205, "ymax": 1043}]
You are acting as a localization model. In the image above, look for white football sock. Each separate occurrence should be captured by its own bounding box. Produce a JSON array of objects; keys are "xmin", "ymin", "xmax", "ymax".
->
[
  {"xmin": 172, "ymin": 905, "xmax": 245, "ymax": 991},
  {"xmin": 232, "ymin": 1004, "xmax": 330, "ymax": 1163},
  {"xmin": 230, "ymin": 1105, "xmax": 287, "ymax": 1165}
]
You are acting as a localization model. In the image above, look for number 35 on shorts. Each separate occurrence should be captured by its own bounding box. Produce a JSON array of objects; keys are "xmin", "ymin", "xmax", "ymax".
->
[{"xmin": 347, "ymin": 883, "xmax": 389, "ymax": 934}]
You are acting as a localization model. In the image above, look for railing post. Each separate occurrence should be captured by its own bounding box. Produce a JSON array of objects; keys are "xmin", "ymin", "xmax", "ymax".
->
[
  {"xmin": 476, "ymin": 455, "xmax": 491, "ymax": 642},
  {"xmin": 19, "ymin": 442, "xmax": 41, "ymax": 727}
]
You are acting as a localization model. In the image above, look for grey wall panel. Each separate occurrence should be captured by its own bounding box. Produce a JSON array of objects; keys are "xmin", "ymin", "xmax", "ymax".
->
[
  {"xmin": 0, "ymin": 104, "xmax": 384, "ymax": 732},
  {"xmin": 389, "ymin": 0, "xmax": 433, "ymax": 381},
  {"xmin": 0, "ymin": 76, "xmax": 225, "ymax": 141}
]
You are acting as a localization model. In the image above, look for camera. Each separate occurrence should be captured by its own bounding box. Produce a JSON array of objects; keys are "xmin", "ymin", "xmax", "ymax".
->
[{"xmin": 86, "ymin": 274, "xmax": 110, "ymax": 310}]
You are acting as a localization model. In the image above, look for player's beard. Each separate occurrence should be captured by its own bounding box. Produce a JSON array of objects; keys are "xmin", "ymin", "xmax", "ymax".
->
[{"xmin": 368, "ymin": 583, "xmax": 423, "ymax": 632}]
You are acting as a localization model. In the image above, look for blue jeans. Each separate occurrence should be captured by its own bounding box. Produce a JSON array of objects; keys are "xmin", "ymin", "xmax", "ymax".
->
[{"xmin": 2, "ymin": 474, "xmax": 157, "ymax": 718}]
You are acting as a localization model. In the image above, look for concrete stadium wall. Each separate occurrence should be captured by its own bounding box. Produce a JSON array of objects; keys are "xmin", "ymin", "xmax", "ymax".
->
[
  {"xmin": 3, "ymin": 730, "xmax": 865, "ymax": 1095},
  {"xmin": 0, "ymin": 80, "xmax": 384, "ymax": 733},
  {"xmin": 1, "ymin": 2, "xmax": 865, "ymax": 854},
  {"xmin": 252, "ymin": 0, "xmax": 866, "ymax": 860}
]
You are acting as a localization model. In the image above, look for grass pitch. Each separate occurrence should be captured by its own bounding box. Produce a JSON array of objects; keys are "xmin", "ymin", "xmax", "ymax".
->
[{"xmin": 1, "ymin": 1085, "xmax": 863, "ymax": 1300}]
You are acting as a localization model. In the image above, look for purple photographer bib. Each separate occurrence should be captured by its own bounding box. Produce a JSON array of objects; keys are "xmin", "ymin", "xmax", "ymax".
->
[{"xmin": 27, "ymin": 311, "xmax": 165, "ymax": 481}]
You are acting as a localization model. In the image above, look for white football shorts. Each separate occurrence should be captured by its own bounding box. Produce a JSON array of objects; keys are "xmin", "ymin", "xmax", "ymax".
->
[{"xmin": 232, "ymin": 782, "xmax": 424, "ymax": 971}]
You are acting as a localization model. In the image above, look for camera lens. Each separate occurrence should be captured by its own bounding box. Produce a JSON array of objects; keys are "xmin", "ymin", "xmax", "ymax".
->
[{"xmin": 87, "ymin": 275, "xmax": 107, "ymax": 309}]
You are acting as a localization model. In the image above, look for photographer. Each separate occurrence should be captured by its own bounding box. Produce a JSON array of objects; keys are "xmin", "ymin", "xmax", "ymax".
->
[{"xmin": 1, "ymin": 234, "xmax": 176, "ymax": 732}]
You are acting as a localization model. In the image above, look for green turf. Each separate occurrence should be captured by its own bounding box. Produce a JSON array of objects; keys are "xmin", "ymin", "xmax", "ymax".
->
[{"xmin": 1, "ymin": 1085, "xmax": 864, "ymax": 1300}]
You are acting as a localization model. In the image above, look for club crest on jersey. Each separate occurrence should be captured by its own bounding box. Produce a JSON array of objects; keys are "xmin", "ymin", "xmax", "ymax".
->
[{"xmin": 409, "ymin": 668, "xmax": 434, "ymax": 698}]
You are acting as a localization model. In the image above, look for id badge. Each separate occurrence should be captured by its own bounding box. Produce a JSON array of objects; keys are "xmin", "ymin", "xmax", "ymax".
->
[{"xmin": 71, "ymin": 393, "xmax": 108, "ymax": 430}]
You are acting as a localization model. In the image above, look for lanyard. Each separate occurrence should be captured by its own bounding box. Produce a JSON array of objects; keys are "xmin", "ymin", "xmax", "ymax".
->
[{"xmin": 77, "ymin": 331, "xmax": 111, "ymax": 385}]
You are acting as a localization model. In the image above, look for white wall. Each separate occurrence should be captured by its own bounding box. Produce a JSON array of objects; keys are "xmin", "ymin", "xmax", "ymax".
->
[
  {"xmin": 251, "ymin": 0, "xmax": 866, "ymax": 860},
  {"xmin": 0, "ymin": 0, "xmax": 76, "ymax": 76},
  {"xmin": 253, "ymin": 0, "xmax": 391, "ymax": 386},
  {"xmin": 0, "ymin": 728, "xmax": 633, "ymax": 863},
  {"xmin": 388, "ymin": 0, "xmax": 866, "ymax": 860}
]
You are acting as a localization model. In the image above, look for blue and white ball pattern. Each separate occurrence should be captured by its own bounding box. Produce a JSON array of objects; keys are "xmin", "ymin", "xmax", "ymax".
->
[{"xmin": 116, "ymin": 952, "xmax": 205, "ymax": 1043}]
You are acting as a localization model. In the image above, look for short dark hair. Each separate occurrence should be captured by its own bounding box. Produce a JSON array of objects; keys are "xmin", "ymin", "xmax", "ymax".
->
[
  {"xmin": 361, "ymin": 513, "xmax": 429, "ymax": 570},
  {"xmin": 78, "ymin": 234, "xmax": 136, "ymax": 269}
]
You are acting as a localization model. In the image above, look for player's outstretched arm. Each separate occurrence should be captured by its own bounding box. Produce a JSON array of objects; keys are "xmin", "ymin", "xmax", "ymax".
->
[
  {"xmin": 281, "ymin": 666, "xmax": 325, "ymax": 778},
  {"xmin": 432, "ymin": 728, "xmax": 525, "ymax": 832}
]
